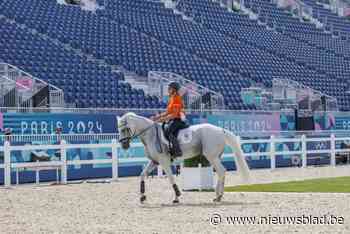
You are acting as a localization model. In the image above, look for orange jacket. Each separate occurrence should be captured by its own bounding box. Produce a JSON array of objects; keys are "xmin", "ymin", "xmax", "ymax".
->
[{"xmin": 167, "ymin": 94, "xmax": 184, "ymax": 119}]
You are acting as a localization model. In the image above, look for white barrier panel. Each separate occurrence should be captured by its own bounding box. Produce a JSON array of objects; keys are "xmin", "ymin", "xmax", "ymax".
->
[
  {"xmin": 0, "ymin": 133, "xmax": 348, "ymax": 187},
  {"xmin": 1, "ymin": 139, "xmax": 130, "ymax": 187},
  {"xmin": 238, "ymin": 134, "xmax": 338, "ymax": 170}
]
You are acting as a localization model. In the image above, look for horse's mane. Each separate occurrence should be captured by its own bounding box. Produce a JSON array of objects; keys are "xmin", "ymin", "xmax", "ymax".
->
[
  {"xmin": 118, "ymin": 112, "xmax": 136, "ymax": 127},
  {"xmin": 125, "ymin": 112, "xmax": 137, "ymax": 117},
  {"xmin": 124, "ymin": 112, "xmax": 154, "ymax": 123}
]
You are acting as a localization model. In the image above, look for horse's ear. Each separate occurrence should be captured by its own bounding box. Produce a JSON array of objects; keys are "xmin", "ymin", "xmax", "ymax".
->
[{"xmin": 117, "ymin": 115, "xmax": 125, "ymax": 127}]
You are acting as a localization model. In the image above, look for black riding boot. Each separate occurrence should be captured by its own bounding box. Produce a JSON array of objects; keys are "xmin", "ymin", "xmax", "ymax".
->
[{"xmin": 169, "ymin": 134, "xmax": 182, "ymax": 158}]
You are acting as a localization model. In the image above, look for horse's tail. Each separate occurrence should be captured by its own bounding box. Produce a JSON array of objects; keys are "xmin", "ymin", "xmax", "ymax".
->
[{"xmin": 223, "ymin": 129, "xmax": 251, "ymax": 183}]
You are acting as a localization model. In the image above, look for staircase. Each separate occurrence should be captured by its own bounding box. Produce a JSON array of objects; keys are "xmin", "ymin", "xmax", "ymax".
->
[{"xmin": 57, "ymin": 0, "xmax": 104, "ymax": 12}]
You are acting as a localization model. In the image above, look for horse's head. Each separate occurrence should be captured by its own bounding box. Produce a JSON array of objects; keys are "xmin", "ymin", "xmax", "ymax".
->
[
  {"xmin": 117, "ymin": 112, "xmax": 154, "ymax": 150},
  {"xmin": 117, "ymin": 112, "xmax": 137, "ymax": 150}
]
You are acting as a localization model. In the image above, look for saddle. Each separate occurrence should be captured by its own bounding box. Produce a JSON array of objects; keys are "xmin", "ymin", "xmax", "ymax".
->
[
  {"xmin": 162, "ymin": 121, "xmax": 189, "ymax": 141},
  {"xmin": 154, "ymin": 121, "xmax": 191, "ymax": 155}
]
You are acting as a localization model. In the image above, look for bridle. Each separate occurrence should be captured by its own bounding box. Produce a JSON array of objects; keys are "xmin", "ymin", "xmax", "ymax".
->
[{"xmin": 118, "ymin": 118, "xmax": 156, "ymax": 143}]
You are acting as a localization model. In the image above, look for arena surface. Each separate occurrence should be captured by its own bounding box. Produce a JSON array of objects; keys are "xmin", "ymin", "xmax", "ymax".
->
[{"xmin": 0, "ymin": 166, "xmax": 350, "ymax": 234}]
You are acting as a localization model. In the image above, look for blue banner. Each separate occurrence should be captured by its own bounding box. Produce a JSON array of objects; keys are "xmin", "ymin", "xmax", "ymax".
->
[
  {"xmin": 191, "ymin": 113, "xmax": 282, "ymax": 133},
  {"xmin": 4, "ymin": 113, "xmax": 118, "ymax": 134},
  {"xmin": 333, "ymin": 112, "xmax": 350, "ymax": 130}
]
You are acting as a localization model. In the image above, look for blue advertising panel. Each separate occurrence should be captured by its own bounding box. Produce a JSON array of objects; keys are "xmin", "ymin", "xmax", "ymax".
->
[
  {"xmin": 205, "ymin": 113, "xmax": 281, "ymax": 133},
  {"xmin": 3, "ymin": 113, "xmax": 118, "ymax": 134},
  {"xmin": 333, "ymin": 112, "xmax": 350, "ymax": 130},
  {"xmin": 191, "ymin": 112, "xmax": 296, "ymax": 133}
]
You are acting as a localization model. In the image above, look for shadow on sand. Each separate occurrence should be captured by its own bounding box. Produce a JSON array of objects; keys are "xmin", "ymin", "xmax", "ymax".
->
[{"xmin": 140, "ymin": 201, "xmax": 260, "ymax": 209}]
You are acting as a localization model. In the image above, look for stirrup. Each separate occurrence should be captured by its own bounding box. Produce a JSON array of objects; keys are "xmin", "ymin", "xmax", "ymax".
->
[
  {"xmin": 168, "ymin": 148, "xmax": 175, "ymax": 156},
  {"xmin": 168, "ymin": 148, "xmax": 179, "ymax": 159},
  {"xmin": 172, "ymin": 148, "xmax": 182, "ymax": 157}
]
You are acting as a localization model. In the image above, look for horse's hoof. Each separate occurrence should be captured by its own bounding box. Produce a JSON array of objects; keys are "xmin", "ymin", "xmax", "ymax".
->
[
  {"xmin": 213, "ymin": 196, "xmax": 222, "ymax": 203},
  {"xmin": 140, "ymin": 195, "xmax": 146, "ymax": 203},
  {"xmin": 173, "ymin": 198, "xmax": 180, "ymax": 204}
]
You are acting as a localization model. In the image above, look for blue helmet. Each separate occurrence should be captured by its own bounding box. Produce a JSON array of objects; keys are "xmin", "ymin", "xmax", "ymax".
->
[{"xmin": 168, "ymin": 82, "xmax": 181, "ymax": 91}]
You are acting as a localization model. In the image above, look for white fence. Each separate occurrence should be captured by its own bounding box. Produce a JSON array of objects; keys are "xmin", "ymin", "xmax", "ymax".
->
[
  {"xmin": 238, "ymin": 134, "xmax": 338, "ymax": 169},
  {"xmin": 1, "ymin": 133, "xmax": 119, "ymax": 143},
  {"xmin": 1, "ymin": 139, "xmax": 120, "ymax": 187},
  {"xmin": 0, "ymin": 133, "xmax": 350, "ymax": 187}
]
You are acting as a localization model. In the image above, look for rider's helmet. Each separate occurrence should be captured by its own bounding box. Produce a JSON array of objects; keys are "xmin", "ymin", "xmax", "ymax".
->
[{"xmin": 168, "ymin": 82, "xmax": 181, "ymax": 92}]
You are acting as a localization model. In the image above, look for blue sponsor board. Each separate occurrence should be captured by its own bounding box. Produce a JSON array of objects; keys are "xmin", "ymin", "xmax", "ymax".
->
[
  {"xmin": 191, "ymin": 113, "xmax": 281, "ymax": 133},
  {"xmin": 3, "ymin": 113, "xmax": 118, "ymax": 134},
  {"xmin": 333, "ymin": 112, "xmax": 350, "ymax": 130}
]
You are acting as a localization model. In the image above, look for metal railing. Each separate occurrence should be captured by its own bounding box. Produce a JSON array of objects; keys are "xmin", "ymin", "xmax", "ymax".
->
[
  {"xmin": 0, "ymin": 63, "xmax": 65, "ymax": 108},
  {"xmin": 50, "ymin": 90, "xmax": 65, "ymax": 108},
  {"xmin": 148, "ymin": 71, "xmax": 225, "ymax": 111},
  {"xmin": 0, "ymin": 74, "xmax": 34, "ymax": 108},
  {"xmin": 241, "ymin": 78, "xmax": 338, "ymax": 111},
  {"xmin": 272, "ymin": 78, "xmax": 338, "ymax": 111},
  {"xmin": 0, "ymin": 105, "xmax": 327, "ymax": 115},
  {"xmin": 273, "ymin": 0, "xmax": 313, "ymax": 19},
  {"xmin": 328, "ymin": 0, "xmax": 350, "ymax": 16},
  {"xmin": 0, "ymin": 75, "xmax": 18, "ymax": 107},
  {"xmin": 0, "ymin": 133, "xmax": 119, "ymax": 144},
  {"xmin": 217, "ymin": 0, "xmax": 245, "ymax": 11}
]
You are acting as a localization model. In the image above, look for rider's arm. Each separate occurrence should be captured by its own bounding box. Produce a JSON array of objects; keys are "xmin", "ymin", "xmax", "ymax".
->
[
  {"xmin": 158, "ymin": 104, "xmax": 181, "ymax": 122},
  {"xmin": 153, "ymin": 95, "xmax": 183, "ymax": 122},
  {"xmin": 152, "ymin": 111, "xmax": 168, "ymax": 121},
  {"xmin": 158, "ymin": 113, "xmax": 175, "ymax": 122}
]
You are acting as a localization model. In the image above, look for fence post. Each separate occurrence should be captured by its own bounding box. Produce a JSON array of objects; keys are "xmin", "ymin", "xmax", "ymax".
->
[
  {"xmin": 4, "ymin": 141, "xmax": 11, "ymax": 187},
  {"xmin": 236, "ymin": 135, "xmax": 241, "ymax": 145},
  {"xmin": 236, "ymin": 135, "xmax": 244, "ymax": 166},
  {"xmin": 301, "ymin": 134, "xmax": 307, "ymax": 168},
  {"xmin": 198, "ymin": 163, "xmax": 202, "ymax": 191},
  {"xmin": 157, "ymin": 164, "xmax": 163, "ymax": 177},
  {"xmin": 270, "ymin": 135, "xmax": 276, "ymax": 170},
  {"xmin": 111, "ymin": 139, "xmax": 118, "ymax": 181},
  {"xmin": 330, "ymin": 134, "xmax": 336, "ymax": 167},
  {"xmin": 35, "ymin": 161, "xmax": 39, "ymax": 186},
  {"xmin": 60, "ymin": 140, "xmax": 67, "ymax": 184}
]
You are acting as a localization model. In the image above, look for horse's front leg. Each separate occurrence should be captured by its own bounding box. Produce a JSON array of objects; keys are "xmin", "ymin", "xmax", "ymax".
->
[
  {"xmin": 160, "ymin": 159, "xmax": 181, "ymax": 204},
  {"xmin": 140, "ymin": 161, "xmax": 157, "ymax": 203}
]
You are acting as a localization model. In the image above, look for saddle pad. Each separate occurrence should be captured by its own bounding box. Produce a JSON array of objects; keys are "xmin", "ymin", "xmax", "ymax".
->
[
  {"xmin": 160, "ymin": 127, "xmax": 193, "ymax": 146},
  {"xmin": 177, "ymin": 128, "xmax": 193, "ymax": 144}
]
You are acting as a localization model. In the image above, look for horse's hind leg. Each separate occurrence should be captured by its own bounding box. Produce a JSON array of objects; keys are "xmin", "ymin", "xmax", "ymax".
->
[{"xmin": 208, "ymin": 157, "xmax": 226, "ymax": 202}]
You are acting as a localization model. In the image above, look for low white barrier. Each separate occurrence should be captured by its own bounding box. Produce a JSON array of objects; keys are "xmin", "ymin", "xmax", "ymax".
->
[
  {"xmin": 1, "ymin": 139, "xmax": 125, "ymax": 187},
  {"xmin": 238, "ymin": 134, "xmax": 341, "ymax": 169},
  {"xmin": 0, "ymin": 133, "xmax": 349, "ymax": 187}
]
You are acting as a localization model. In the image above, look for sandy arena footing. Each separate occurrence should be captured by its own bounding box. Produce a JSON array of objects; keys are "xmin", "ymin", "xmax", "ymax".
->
[{"xmin": 0, "ymin": 165, "xmax": 349, "ymax": 233}]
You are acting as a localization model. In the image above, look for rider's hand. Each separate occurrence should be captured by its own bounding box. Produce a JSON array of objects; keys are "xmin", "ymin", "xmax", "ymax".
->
[
  {"xmin": 151, "ymin": 115, "xmax": 158, "ymax": 121},
  {"xmin": 155, "ymin": 117, "xmax": 164, "ymax": 123}
]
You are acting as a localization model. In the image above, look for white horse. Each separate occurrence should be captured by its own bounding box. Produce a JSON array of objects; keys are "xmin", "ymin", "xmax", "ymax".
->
[{"xmin": 118, "ymin": 112, "xmax": 250, "ymax": 203}]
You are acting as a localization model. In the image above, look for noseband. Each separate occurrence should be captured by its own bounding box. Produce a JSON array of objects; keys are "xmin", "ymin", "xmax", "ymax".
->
[{"xmin": 118, "ymin": 120, "xmax": 156, "ymax": 143}]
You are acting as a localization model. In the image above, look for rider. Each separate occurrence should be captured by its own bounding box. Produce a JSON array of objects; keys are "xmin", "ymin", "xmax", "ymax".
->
[{"xmin": 151, "ymin": 82, "xmax": 187, "ymax": 157}]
